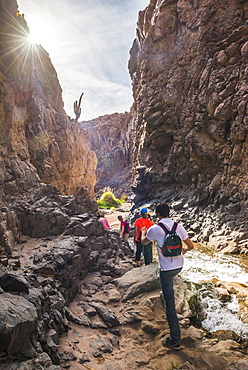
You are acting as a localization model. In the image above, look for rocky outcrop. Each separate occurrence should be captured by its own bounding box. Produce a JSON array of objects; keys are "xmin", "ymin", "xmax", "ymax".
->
[
  {"xmin": 0, "ymin": 0, "xmax": 98, "ymax": 258},
  {"xmin": 0, "ymin": 213, "xmax": 134, "ymax": 366},
  {"xmin": 81, "ymin": 112, "xmax": 132, "ymax": 197},
  {"xmin": 129, "ymin": 0, "xmax": 248, "ymax": 244},
  {"xmin": 58, "ymin": 264, "xmax": 248, "ymax": 369},
  {"xmin": 0, "ymin": 0, "xmax": 96, "ymax": 200}
]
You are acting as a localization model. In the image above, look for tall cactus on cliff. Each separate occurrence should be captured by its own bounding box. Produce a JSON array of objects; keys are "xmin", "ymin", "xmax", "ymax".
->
[{"xmin": 73, "ymin": 92, "xmax": 84, "ymax": 122}]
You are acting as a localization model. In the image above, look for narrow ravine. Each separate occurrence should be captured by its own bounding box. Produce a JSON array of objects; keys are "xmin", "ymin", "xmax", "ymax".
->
[{"xmin": 57, "ymin": 209, "xmax": 248, "ymax": 369}]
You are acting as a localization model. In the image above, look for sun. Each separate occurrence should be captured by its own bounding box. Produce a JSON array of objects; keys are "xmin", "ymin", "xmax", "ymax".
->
[{"xmin": 27, "ymin": 18, "xmax": 57, "ymax": 53}]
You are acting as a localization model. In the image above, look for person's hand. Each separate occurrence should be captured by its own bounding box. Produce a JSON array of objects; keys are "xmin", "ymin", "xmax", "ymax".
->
[
  {"xmin": 141, "ymin": 227, "xmax": 147, "ymax": 233},
  {"xmin": 182, "ymin": 239, "xmax": 194, "ymax": 254},
  {"xmin": 182, "ymin": 247, "xmax": 187, "ymax": 254}
]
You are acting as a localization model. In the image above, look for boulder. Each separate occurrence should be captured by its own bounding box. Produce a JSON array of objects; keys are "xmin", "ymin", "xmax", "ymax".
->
[
  {"xmin": 0, "ymin": 272, "xmax": 29, "ymax": 293},
  {"xmin": 114, "ymin": 263, "xmax": 160, "ymax": 301},
  {"xmin": 0, "ymin": 293, "xmax": 37, "ymax": 357}
]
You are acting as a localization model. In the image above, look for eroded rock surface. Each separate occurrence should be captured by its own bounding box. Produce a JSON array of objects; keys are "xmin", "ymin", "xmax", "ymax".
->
[
  {"xmin": 0, "ymin": 213, "xmax": 134, "ymax": 367},
  {"xmin": 0, "ymin": 0, "xmax": 96, "ymax": 200},
  {"xmin": 129, "ymin": 0, "xmax": 248, "ymax": 248},
  {"xmin": 58, "ymin": 264, "xmax": 248, "ymax": 370},
  {"xmin": 81, "ymin": 112, "xmax": 132, "ymax": 197}
]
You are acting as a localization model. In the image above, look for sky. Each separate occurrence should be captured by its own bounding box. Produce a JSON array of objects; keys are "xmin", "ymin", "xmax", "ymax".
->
[{"xmin": 17, "ymin": 0, "xmax": 148, "ymax": 120}]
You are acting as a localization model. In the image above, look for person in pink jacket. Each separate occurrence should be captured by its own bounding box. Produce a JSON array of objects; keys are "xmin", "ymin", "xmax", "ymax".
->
[{"xmin": 97, "ymin": 215, "xmax": 111, "ymax": 230}]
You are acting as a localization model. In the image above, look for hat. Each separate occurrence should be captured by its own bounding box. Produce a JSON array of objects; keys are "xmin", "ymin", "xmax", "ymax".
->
[{"xmin": 140, "ymin": 208, "xmax": 148, "ymax": 214}]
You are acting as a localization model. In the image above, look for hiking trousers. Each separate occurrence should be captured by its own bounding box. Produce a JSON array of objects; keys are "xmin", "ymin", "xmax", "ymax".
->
[
  {"xmin": 160, "ymin": 267, "xmax": 182, "ymax": 344},
  {"xmin": 123, "ymin": 233, "xmax": 129, "ymax": 241},
  {"xmin": 143, "ymin": 242, "xmax": 153, "ymax": 265},
  {"xmin": 135, "ymin": 241, "xmax": 143, "ymax": 262}
]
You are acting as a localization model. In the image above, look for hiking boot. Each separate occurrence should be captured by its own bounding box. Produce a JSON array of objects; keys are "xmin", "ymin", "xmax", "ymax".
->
[{"xmin": 162, "ymin": 337, "xmax": 181, "ymax": 350}]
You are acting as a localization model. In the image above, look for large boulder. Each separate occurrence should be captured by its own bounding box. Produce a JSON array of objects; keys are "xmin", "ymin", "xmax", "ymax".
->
[
  {"xmin": 0, "ymin": 293, "xmax": 37, "ymax": 357},
  {"xmin": 114, "ymin": 263, "xmax": 160, "ymax": 301}
]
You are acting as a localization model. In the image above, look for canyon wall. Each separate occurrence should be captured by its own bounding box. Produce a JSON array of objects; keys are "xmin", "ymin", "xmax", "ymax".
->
[
  {"xmin": 129, "ymin": 0, "xmax": 248, "ymax": 241},
  {"xmin": 0, "ymin": 0, "xmax": 97, "ymax": 200},
  {"xmin": 81, "ymin": 112, "xmax": 133, "ymax": 197},
  {"xmin": 0, "ymin": 0, "xmax": 97, "ymax": 257}
]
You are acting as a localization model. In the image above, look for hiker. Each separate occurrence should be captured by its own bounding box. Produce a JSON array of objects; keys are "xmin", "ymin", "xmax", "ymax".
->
[
  {"xmin": 117, "ymin": 215, "xmax": 130, "ymax": 241},
  {"xmin": 140, "ymin": 202, "xmax": 194, "ymax": 350},
  {"xmin": 97, "ymin": 214, "xmax": 111, "ymax": 230},
  {"xmin": 134, "ymin": 208, "xmax": 153, "ymax": 266}
]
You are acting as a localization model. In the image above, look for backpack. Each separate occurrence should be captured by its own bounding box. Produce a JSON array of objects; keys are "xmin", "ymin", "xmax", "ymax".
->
[
  {"xmin": 157, "ymin": 222, "xmax": 182, "ymax": 257},
  {"xmin": 124, "ymin": 221, "xmax": 130, "ymax": 234}
]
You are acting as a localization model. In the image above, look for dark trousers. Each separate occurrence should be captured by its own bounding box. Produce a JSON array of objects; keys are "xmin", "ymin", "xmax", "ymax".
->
[
  {"xmin": 135, "ymin": 241, "xmax": 143, "ymax": 262},
  {"xmin": 160, "ymin": 268, "xmax": 182, "ymax": 344},
  {"xmin": 143, "ymin": 242, "xmax": 152, "ymax": 265},
  {"xmin": 135, "ymin": 241, "xmax": 153, "ymax": 265}
]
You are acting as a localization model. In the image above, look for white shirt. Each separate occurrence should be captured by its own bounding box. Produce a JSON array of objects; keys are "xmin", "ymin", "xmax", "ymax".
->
[{"xmin": 146, "ymin": 218, "xmax": 188, "ymax": 271}]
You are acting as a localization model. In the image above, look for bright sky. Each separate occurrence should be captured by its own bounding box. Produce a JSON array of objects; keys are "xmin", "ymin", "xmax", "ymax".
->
[{"xmin": 17, "ymin": 0, "xmax": 148, "ymax": 120}]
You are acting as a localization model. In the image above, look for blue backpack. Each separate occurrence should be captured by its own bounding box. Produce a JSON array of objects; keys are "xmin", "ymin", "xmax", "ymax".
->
[{"xmin": 157, "ymin": 222, "xmax": 182, "ymax": 257}]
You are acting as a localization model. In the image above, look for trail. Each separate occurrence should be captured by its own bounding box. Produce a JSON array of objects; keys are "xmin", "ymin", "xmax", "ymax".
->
[
  {"xmin": 58, "ymin": 204, "xmax": 248, "ymax": 369},
  {"xmin": 103, "ymin": 202, "xmax": 132, "ymax": 231}
]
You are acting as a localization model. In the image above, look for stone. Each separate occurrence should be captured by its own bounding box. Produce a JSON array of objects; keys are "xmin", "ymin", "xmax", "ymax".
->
[
  {"xmin": 64, "ymin": 307, "xmax": 90, "ymax": 327},
  {"xmin": 241, "ymin": 41, "xmax": 248, "ymax": 59},
  {"xmin": 38, "ymin": 352, "xmax": 53, "ymax": 367},
  {"xmin": 60, "ymin": 350, "xmax": 77, "ymax": 362},
  {"xmin": 217, "ymin": 50, "xmax": 229, "ymax": 66},
  {"xmin": 0, "ymin": 293, "xmax": 37, "ymax": 357},
  {"xmin": 83, "ymin": 272, "xmax": 103, "ymax": 290},
  {"xmin": 209, "ymin": 339, "xmax": 240, "ymax": 355},
  {"xmin": 80, "ymin": 303, "xmax": 97, "ymax": 317},
  {"xmin": 140, "ymin": 320, "xmax": 160, "ymax": 334},
  {"xmin": 114, "ymin": 264, "xmax": 160, "ymax": 301},
  {"xmin": 124, "ymin": 348, "xmax": 150, "ymax": 366},
  {"xmin": 78, "ymin": 352, "xmax": 91, "ymax": 364},
  {"xmin": 90, "ymin": 302, "xmax": 120, "ymax": 327},
  {"xmin": 0, "ymin": 272, "xmax": 29, "ymax": 293},
  {"xmin": 89, "ymin": 334, "xmax": 113, "ymax": 357}
]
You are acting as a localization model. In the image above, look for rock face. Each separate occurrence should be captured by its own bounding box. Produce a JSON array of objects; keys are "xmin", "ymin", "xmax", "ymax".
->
[
  {"xmin": 0, "ymin": 215, "xmax": 134, "ymax": 366},
  {"xmin": 129, "ymin": 0, "xmax": 248, "ymax": 229},
  {"xmin": 0, "ymin": 0, "xmax": 98, "ymax": 258},
  {"xmin": 81, "ymin": 112, "xmax": 132, "ymax": 197},
  {"xmin": 0, "ymin": 0, "xmax": 96, "ymax": 200}
]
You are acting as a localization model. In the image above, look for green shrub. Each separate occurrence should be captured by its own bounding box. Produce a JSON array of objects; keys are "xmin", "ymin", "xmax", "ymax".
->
[
  {"xmin": 97, "ymin": 191, "xmax": 122, "ymax": 209},
  {"xmin": 120, "ymin": 195, "xmax": 128, "ymax": 203}
]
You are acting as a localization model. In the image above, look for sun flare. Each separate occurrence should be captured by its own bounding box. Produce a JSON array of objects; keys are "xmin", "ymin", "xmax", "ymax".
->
[{"xmin": 27, "ymin": 19, "xmax": 56, "ymax": 52}]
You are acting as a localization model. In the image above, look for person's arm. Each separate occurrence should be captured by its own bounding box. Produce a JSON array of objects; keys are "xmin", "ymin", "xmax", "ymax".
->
[
  {"xmin": 182, "ymin": 238, "xmax": 194, "ymax": 254},
  {"xmin": 140, "ymin": 227, "xmax": 151, "ymax": 245}
]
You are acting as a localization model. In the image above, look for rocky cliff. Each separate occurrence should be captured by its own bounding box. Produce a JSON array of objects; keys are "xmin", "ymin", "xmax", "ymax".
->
[
  {"xmin": 81, "ymin": 112, "xmax": 132, "ymax": 197},
  {"xmin": 0, "ymin": 0, "xmax": 97, "ymax": 257},
  {"xmin": 0, "ymin": 2, "xmax": 136, "ymax": 366},
  {"xmin": 0, "ymin": 0, "xmax": 96, "ymax": 200},
  {"xmin": 129, "ymin": 0, "xmax": 248, "ymax": 246}
]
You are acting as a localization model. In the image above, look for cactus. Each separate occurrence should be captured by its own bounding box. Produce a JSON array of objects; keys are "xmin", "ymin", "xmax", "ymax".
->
[{"xmin": 73, "ymin": 92, "xmax": 84, "ymax": 122}]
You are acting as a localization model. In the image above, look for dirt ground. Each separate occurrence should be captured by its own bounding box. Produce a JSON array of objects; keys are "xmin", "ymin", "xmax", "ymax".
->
[{"xmin": 102, "ymin": 202, "xmax": 132, "ymax": 230}]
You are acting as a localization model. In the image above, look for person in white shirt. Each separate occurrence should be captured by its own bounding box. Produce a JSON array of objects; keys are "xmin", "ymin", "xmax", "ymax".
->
[{"xmin": 141, "ymin": 202, "xmax": 194, "ymax": 350}]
